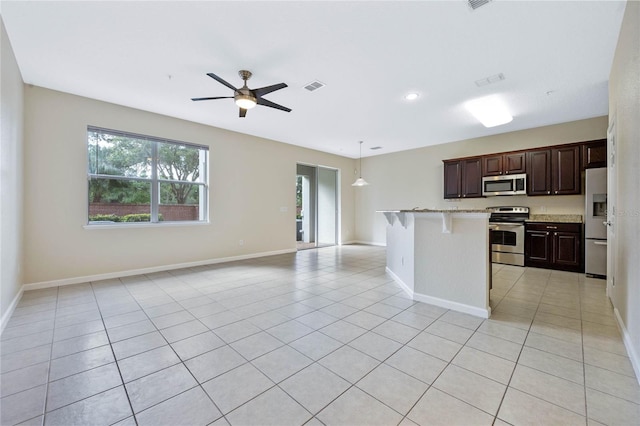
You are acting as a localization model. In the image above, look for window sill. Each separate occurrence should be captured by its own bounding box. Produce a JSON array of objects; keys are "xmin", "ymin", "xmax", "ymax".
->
[{"xmin": 83, "ymin": 221, "xmax": 210, "ymax": 230}]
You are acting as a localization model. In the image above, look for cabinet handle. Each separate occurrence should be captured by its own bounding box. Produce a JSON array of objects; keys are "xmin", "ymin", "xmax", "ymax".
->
[
  {"xmin": 555, "ymin": 190, "xmax": 558, "ymax": 194},
  {"xmin": 546, "ymin": 232, "xmax": 550, "ymax": 235},
  {"xmin": 546, "ymin": 226, "xmax": 557, "ymax": 229},
  {"xmin": 505, "ymin": 171, "xmax": 509, "ymax": 174},
  {"xmin": 547, "ymin": 191, "xmax": 550, "ymax": 194},
  {"xmin": 499, "ymin": 171, "xmax": 502, "ymax": 175}
]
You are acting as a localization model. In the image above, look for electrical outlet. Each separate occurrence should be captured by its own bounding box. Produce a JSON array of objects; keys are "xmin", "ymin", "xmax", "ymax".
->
[
  {"xmin": 239, "ymin": 240, "xmax": 244, "ymax": 246},
  {"xmin": 540, "ymin": 206, "xmax": 547, "ymax": 212},
  {"xmin": 280, "ymin": 206, "xmax": 288, "ymax": 212}
]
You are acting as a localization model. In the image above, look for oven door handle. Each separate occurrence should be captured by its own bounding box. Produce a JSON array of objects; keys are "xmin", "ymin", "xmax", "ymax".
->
[{"xmin": 489, "ymin": 223, "xmax": 524, "ymax": 229}]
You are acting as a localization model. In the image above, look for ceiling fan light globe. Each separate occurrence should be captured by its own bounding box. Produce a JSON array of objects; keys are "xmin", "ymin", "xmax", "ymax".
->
[{"xmin": 235, "ymin": 95, "xmax": 257, "ymax": 109}]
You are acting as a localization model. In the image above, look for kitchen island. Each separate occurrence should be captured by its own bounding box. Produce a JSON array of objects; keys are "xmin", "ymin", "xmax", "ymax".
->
[{"xmin": 379, "ymin": 209, "xmax": 492, "ymax": 318}]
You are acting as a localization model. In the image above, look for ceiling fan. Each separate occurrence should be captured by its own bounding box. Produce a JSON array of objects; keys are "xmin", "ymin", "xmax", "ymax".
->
[{"xmin": 191, "ymin": 70, "xmax": 292, "ymax": 118}]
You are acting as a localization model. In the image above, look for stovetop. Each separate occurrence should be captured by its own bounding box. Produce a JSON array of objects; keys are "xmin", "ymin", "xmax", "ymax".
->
[{"xmin": 487, "ymin": 206, "xmax": 530, "ymax": 223}]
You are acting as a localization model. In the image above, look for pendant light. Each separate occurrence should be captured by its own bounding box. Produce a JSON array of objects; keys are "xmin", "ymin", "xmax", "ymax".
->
[{"xmin": 352, "ymin": 141, "xmax": 369, "ymax": 186}]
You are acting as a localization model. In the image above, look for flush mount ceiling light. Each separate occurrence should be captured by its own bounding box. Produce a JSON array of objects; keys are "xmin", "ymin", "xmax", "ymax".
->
[
  {"xmin": 352, "ymin": 141, "xmax": 369, "ymax": 187},
  {"xmin": 405, "ymin": 93, "xmax": 420, "ymax": 101},
  {"xmin": 464, "ymin": 95, "xmax": 513, "ymax": 128}
]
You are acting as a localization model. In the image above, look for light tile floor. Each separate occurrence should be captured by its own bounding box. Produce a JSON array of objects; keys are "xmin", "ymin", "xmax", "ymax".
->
[{"xmin": 1, "ymin": 245, "xmax": 639, "ymax": 425}]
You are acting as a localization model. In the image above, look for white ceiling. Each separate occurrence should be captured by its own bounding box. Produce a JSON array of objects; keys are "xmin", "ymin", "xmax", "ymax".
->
[{"xmin": 1, "ymin": 1, "xmax": 626, "ymax": 158}]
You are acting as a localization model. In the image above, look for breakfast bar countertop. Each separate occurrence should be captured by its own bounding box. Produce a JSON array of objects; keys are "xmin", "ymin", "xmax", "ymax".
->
[{"xmin": 527, "ymin": 214, "xmax": 583, "ymax": 223}]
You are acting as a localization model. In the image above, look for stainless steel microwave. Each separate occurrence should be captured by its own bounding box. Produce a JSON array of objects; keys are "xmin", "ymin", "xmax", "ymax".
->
[{"xmin": 482, "ymin": 174, "xmax": 527, "ymax": 196}]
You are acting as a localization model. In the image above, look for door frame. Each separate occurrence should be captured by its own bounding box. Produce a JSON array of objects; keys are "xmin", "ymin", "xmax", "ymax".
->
[
  {"xmin": 296, "ymin": 162, "xmax": 341, "ymax": 248},
  {"xmin": 606, "ymin": 118, "xmax": 617, "ymax": 299},
  {"xmin": 316, "ymin": 165, "xmax": 340, "ymax": 247}
]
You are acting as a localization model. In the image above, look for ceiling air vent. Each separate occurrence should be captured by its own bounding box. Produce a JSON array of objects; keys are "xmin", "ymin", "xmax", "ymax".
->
[
  {"xmin": 304, "ymin": 80, "xmax": 325, "ymax": 92},
  {"xmin": 475, "ymin": 73, "xmax": 505, "ymax": 87},
  {"xmin": 468, "ymin": 0, "xmax": 492, "ymax": 11},
  {"xmin": 369, "ymin": 146, "xmax": 382, "ymax": 150}
]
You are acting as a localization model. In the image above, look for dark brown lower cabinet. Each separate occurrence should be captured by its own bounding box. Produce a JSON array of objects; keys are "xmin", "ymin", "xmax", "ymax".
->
[{"xmin": 525, "ymin": 222, "xmax": 582, "ymax": 272}]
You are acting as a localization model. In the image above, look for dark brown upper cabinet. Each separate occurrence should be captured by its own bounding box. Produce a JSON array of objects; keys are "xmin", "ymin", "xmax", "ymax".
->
[
  {"xmin": 482, "ymin": 152, "xmax": 526, "ymax": 177},
  {"xmin": 527, "ymin": 146, "xmax": 581, "ymax": 196},
  {"xmin": 527, "ymin": 149, "xmax": 552, "ymax": 195},
  {"xmin": 552, "ymin": 145, "xmax": 581, "ymax": 195},
  {"xmin": 443, "ymin": 160, "xmax": 462, "ymax": 199},
  {"xmin": 443, "ymin": 157, "xmax": 483, "ymax": 199},
  {"xmin": 582, "ymin": 139, "xmax": 607, "ymax": 169}
]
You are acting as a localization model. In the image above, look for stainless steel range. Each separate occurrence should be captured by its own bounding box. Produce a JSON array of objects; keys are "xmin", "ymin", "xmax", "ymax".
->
[{"xmin": 488, "ymin": 206, "xmax": 530, "ymax": 267}]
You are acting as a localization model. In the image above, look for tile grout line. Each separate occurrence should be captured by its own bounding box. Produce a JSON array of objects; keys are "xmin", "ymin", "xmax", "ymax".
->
[
  {"xmin": 579, "ymin": 273, "xmax": 590, "ymax": 422},
  {"xmin": 90, "ymin": 279, "xmax": 139, "ymax": 426},
  {"xmin": 491, "ymin": 268, "xmax": 547, "ymax": 424},
  {"xmin": 40, "ymin": 285, "xmax": 60, "ymax": 424}
]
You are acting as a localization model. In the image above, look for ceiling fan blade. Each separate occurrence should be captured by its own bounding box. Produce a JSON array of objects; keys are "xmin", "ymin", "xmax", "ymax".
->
[
  {"xmin": 239, "ymin": 108, "xmax": 247, "ymax": 118},
  {"xmin": 207, "ymin": 72, "xmax": 238, "ymax": 91},
  {"xmin": 191, "ymin": 96, "xmax": 233, "ymax": 101},
  {"xmin": 257, "ymin": 97, "xmax": 292, "ymax": 112},
  {"xmin": 253, "ymin": 83, "xmax": 288, "ymax": 97}
]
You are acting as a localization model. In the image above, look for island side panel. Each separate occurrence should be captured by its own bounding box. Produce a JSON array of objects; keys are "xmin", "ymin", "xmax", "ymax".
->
[
  {"xmin": 385, "ymin": 214, "xmax": 415, "ymax": 295},
  {"xmin": 413, "ymin": 214, "xmax": 490, "ymax": 317}
]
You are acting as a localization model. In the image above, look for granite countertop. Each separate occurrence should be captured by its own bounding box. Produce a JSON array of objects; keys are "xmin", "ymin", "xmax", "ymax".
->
[{"xmin": 527, "ymin": 214, "xmax": 583, "ymax": 223}]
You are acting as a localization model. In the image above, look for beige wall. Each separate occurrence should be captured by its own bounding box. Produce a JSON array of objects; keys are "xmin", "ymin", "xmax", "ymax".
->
[
  {"xmin": 609, "ymin": 0, "xmax": 640, "ymax": 375},
  {"xmin": 0, "ymin": 18, "xmax": 24, "ymax": 323},
  {"xmin": 355, "ymin": 117, "xmax": 608, "ymax": 244},
  {"xmin": 22, "ymin": 87, "xmax": 356, "ymax": 285}
]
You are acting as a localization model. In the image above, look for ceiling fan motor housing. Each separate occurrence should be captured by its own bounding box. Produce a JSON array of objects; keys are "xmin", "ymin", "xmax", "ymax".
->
[{"xmin": 235, "ymin": 71, "xmax": 257, "ymax": 108}]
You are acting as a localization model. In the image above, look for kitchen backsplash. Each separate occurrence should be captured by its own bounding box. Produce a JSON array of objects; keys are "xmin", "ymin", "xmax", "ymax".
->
[{"xmin": 441, "ymin": 193, "xmax": 584, "ymax": 216}]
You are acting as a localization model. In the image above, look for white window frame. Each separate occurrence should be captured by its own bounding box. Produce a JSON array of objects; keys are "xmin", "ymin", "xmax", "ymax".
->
[{"xmin": 87, "ymin": 126, "xmax": 209, "ymax": 226}]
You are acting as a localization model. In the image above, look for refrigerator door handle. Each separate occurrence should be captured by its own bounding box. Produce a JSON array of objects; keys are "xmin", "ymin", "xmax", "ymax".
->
[{"xmin": 593, "ymin": 241, "xmax": 608, "ymax": 246}]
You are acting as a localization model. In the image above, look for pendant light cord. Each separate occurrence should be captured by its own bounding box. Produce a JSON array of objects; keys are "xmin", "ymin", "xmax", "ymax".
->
[{"xmin": 359, "ymin": 141, "xmax": 363, "ymax": 178}]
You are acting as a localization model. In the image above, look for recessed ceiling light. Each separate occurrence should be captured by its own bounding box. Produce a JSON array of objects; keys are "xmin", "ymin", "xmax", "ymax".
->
[
  {"xmin": 464, "ymin": 95, "xmax": 513, "ymax": 128},
  {"xmin": 405, "ymin": 93, "xmax": 419, "ymax": 101}
]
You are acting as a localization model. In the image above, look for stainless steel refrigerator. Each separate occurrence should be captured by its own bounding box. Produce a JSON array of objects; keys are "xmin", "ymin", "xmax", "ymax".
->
[{"xmin": 585, "ymin": 168, "xmax": 607, "ymax": 277}]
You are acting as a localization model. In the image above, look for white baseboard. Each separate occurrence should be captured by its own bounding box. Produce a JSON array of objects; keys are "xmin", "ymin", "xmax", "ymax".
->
[
  {"xmin": 614, "ymin": 308, "xmax": 640, "ymax": 385},
  {"xmin": 385, "ymin": 267, "xmax": 490, "ymax": 319},
  {"xmin": 413, "ymin": 292, "xmax": 491, "ymax": 319},
  {"xmin": 0, "ymin": 286, "xmax": 24, "ymax": 335},
  {"xmin": 385, "ymin": 267, "xmax": 414, "ymax": 297},
  {"xmin": 347, "ymin": 240, "xmax": 386, "ymax": 247},
  {"xmin": 22, "ymin": 248, "xmax": 297, "ymax": 292}
]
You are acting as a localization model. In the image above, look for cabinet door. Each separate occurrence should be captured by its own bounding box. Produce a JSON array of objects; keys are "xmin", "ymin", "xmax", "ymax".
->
[
  {"xmin": 443, "ymin": 161, "xmax": 461, "ymax": 199},
  {"xmin": 582, "ymin": 139, "xmax": 607, "ymax": 169},
  {"xmin": 504, "ymin": 152, "xmax": 526, "ymax": 174},
  {"xmin": 527, "ymin": 150, "xmax": 551, "ymax": 195},
  {"xmin": 526, "ymin": 230, "xmax": 551, "ymax": 264},
  {"xmin": 552, "ymin": 231, "xmax": 581, "ymax": 268},
  {"xmin": 482, "ymin": 155, "xmax": 503, "ymax": 176},
  {"xmin": 462, "ymin": 158, "xmax": 483, "ymax": 198},
  {"xmin": 552, "ymin": 146, "xmax": 581, "ymax": 195}
]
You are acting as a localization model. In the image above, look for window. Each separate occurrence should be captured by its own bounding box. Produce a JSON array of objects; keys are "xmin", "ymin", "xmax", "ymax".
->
[{"xmin": 87, "ymin": 126, "xmax": 208, "ymax": 225}]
